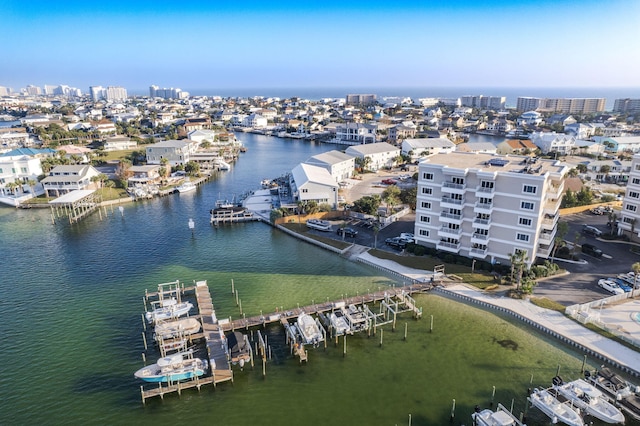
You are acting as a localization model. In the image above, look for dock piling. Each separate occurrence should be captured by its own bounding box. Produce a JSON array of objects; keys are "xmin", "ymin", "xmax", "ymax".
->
[{"xmin": 490, "ymin": 385, "xmax": 495, "ymax": 407}]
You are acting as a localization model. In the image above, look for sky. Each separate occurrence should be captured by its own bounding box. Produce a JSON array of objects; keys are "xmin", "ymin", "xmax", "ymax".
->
[{"xmin": 1, "ymin": 0, "xmax": 639, "ymax": 93}]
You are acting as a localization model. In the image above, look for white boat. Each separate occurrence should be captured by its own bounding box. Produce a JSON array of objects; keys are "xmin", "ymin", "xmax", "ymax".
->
[
  {"xmin": 306, "ymin": 219, "xmax": 332, "ymax": 231},
  {"xmin": 528, "ymin": 387, "xmax": 584, "ymax": 426},
  {"xmin": 217, "ymin": 160, "xmax": 231, "ymax": 170},
  {"xmin": 472, "ymin": 403, "xmax": 525, "ymax": 426},
  {"xmin": 296, "ymin": 313, "xmax": 323, "ymax": 346},
  {"xmin": 328, "ymin": 309, "xmax": 351, "ymax": 336},
  {"xmin": 134, "ymin": 351, "xmax": 208, "ymax": 383},
  {"xmin": 176, "ymin": 181, "xmax": 196, "ymax": 193},
  {"xmin": 145, "ymin": 301, "xmax": 193, "ymax": 324},
  {"xmin": 553, "ymin": 377, "xmax": 625, "ymax": 424},
  {"xmin": 154, "ymin": 317, "xmax": 201, "ymax": 340},
  {"xmin": 586, "ymin": 367, "xmax": 640, "ymax": 421}
]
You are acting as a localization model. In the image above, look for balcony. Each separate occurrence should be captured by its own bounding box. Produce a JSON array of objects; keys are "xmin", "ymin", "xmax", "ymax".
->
[
  {"xmin": 469, "ymin": 247, "xmax": 488, "ymax": 258},
  {"xmin": 541, "ymin": 214, "xmax": 558, "ymax": 231},
  {"xmin": 543, "ymin": 198, "xmax": 562, "ymax": 216},
  {"xmin": 474, "ymin": 201, "xmax": 493, "ymax": 212},
  {"xmin": 537, "ymin": 246, "xmax": 551, "ymax": 258},
  {"xmin": 475, "ymin": 185, "xmax": 495, "ymax": 194},
  {"xmin": 546, "ymin": 182, "xmax": 564, "ymax": 198},
  {"xmin": 437, "ymin": 240, "xmax": 461, "ymax": 253},
  {"xmin": 438, "ymin": 226, "xmax": 462, "ymax": 237},
  {"xmin": 473, "ymin": 217, "xmax": 491, "ymax": 229},
  {"xmin": 442, "ymin": 181, "xmax": 466, "ymax": 194},
  {"xmin": 471, "ymin": 232, "xmax": 489, "ymax": 244},
  {"xmin": 440, "ymin": 211, "xmax": 463, "ymax": 224},
  {"xmin": 538, "ymin": 232, "xmax": 554, "ymax": 244},
  {"xmin": 441, "ymin": 196, "xmax": 465, "ymax": 209}
]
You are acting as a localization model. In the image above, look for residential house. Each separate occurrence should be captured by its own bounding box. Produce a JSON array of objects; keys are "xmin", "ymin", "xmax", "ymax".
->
[
  {"xmin": 529, "ymin": 132, "xmax": 576, "ymax": 155},
  {"xmin": 145, "ymin": 140, "xmax": 196, "ymax": 166},
  {"xmin": 127, "ymin": 165, "xmax": 162, "ymax": 186},
  {"xmin": 414, "ymin": 152, "xmax": 568, "ymax": 266},
  {"xmin": 455, "ymin": 142, "xmax": 497, "ymax": 154},
  {"xmin": 600, "ymin": 136, "xmax": 640, "ymax": 154},
  {"xmin": 495, "ymin": 139, "xmax": 539, "ymax": 155},
  {"xmin": 41, "ymin": 164, "xmax": 101, "ymax": 197},
  {"xmin": 332, "ymin": 122, "xmax": 377, "ymax": 145},
  {"xmin": 516, "ymin": 111, "xmax": 543, "ymax": 127},
  {"xmin": 289, "ymin": 163, "xmax": 339, "ymax": 209},
  {"xmin": 345, "ymin": 142, "xmax": 400, "ymax": 171},
  {"xmin": 104, "ymin": 136, "xmax": 138, "ymax": 151},
  {"xmin": 401, "ymin": 138, "xmax": 455, "ymax": 162},
  {"xmin": 57, "ymin": 144, "xmax": 93, "ymax": 163},
  {"xmin": 304, "ymin": 150, "xmax": 355, "ymax": 183},
  {"xmin": 585, "ymin": 159, "xmax": 631, "ymax": 183},
  {"xmin": 0, "ymin": 153, "xmax": 44, "ymax": 196},
  {"xmin": 387, "ymin": 124, "xmax": 417, "ymax": 143}
]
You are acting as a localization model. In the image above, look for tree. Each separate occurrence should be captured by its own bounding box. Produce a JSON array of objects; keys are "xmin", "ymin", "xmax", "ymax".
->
[
  {"xmin": 551, "ymin": 221, "xmax": 569, "ymax": 259},
  {"xmin": 575, "ymin": 163, "xmax": 587, "ymax": 174},
  {"xmin": 632, "ymin": 262, "xmax": 640, "ymax": 289},
  {"xmin": 351, "ymin": 195, "xmax": 381, "ymax": 215},
  {"xmin": 381, "ymin": 185, "xmax": 401, "ymax": 215},
  {"xmin": 509, "ymin": 249, "xmax": 528, "ymax": 291},
  {"xmin": 400, "ymin": 187, "xmax": 416, "ymax": 210},
  {"xmin": 26, "ymin": 179, "xmax": 37, "ymax": 195},
  {"xmin": 599, "ymin": 164, "xmax": 611, "ymax": 182},
  {"xmin": 184, "ymin": 161, "xmax": 200, "ymax": 177}
]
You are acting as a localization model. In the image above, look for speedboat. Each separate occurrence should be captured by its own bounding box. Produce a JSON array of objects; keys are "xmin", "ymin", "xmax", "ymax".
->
[
  {"xmin": 176, "ymin": 181, "xmax": 196, "ymax": 193},
  {"xmin": 329, "ymin": 309, "xmax": 351, "ymax": 336},
  {"xmin": 134, "ymin": 351, "xmax": 208, "ymax": 383},
  {"xmin": 154, "ymin": 317, "xmax": 201, "ymax": 340},
  {"xmin": 553, "ymin": 377, "xmax": 625, "ymax": 424},
  {"xmin": 586, "ymin": 367, "xmax": 640, "ymax": 421},
  {"xmin": 306, "ymin": 219, "xmax": 331, "ymax": 231},
  {"xmin": 528, "ymin": 387, "xmax": 584, "ymax": 426},
  {"xmin": 145, "ymin": 301, "xmax": 193, "ymax": 324},
  {"xmin": 296, "ymin": 313, "xmax": 323, "ymax": 346},
  {"xmin": 472, "ymin": 403, "xmax": 525, "ymax": 426}
]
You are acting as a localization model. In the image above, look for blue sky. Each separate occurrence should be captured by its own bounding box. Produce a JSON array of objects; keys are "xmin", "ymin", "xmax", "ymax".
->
[{"xmin": 1, "ymin": 0, "xmax": 639, "ymax": 92}]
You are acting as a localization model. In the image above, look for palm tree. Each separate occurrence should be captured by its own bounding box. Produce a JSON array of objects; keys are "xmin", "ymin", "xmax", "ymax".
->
[
  {"xmin": 508, "ymin": 250, "xmax": 528, "ymax": 291},
  {"xmin": 632, "ymin": 262, "xmax": 640, "ymax": 289},
  {"xmin": 26, "ymin": 178, "xmax": 37, "ymax": 196}
]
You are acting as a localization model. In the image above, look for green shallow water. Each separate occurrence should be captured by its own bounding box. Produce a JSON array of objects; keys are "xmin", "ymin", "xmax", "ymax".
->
[{"xmin": 0, "ymin": 134, "xmax": 637, "ymax": 425}]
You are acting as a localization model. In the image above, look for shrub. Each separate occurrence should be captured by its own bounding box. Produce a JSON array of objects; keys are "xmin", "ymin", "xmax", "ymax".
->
[{"xmin": 413, "ymin": 245, "xmax": 426, "ymax": 256}]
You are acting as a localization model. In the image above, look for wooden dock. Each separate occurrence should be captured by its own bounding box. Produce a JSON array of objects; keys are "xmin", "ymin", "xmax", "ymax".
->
[{"xmin": 220, "ymin": 282, "xmax": 430, "ymax": 333}]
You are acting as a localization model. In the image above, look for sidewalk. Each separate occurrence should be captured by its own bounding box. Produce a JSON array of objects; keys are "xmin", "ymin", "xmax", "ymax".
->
[{"xmin": 357, "ymin": 251, "xmax": 640, "ymax": 378}]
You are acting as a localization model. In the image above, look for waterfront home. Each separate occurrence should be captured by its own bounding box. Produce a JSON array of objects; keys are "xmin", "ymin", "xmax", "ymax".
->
[
  {"xmin": 289, "ymin": 163, "xmax": 339, "ymax": 209},
  {"xmin": 0, "ymin": 152, "xmax": 45, "ymax": 196},
  {"xmin": 332, "ymin": 122, "xmax": 377, "ymax": 145},
  {"xmin": 401, "ymin": 138, "xmax": 455, "ymax": 162},
  {"xmin": 103, "ymin": 136, "xmax": 137, "ymax": 151},
  {"xmin": 0, "ymin": 128, "xmax": 30, "ymax": 149},
  {"xmin": 127, "ymin": 165, "xmax": 162, "ymax": 187},
  {"xmin": 345, "ymin": 142, "xmax": 400, "ymax": 172},
  {"xmin": 304, "ymin": 150, "xmax": 355, "ymax": 183},
  {"xmin": 387, "ymin": 124, "xmax": 417, "ymax": 143},
  {"xmin": 600, "ymin": 136, "xmax": 640, "ymax": 154},
  {"xmin": 495, "ymin": 139, "xmax": 538, "ymax": 155},
  {"xmin": 529, "ymin": 132, "xmax": 576, "ymax": 155},
  {"xmin": 145, "ymin": 140, "xmax": 197, "ymax": 167},
  {"xmin": 517, "ymin": 111, "xmax": 543, "ymax": 127},
  {"xmin": 41, "ymin": 164, "xmax": 100, "ymax": 197}
]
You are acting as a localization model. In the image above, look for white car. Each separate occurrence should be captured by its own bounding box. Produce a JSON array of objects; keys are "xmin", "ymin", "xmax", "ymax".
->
[
  {"xmin": 399, "ymin": 233, "xmax": 414, "ymax": 241},
  {"xmin": 597, "ymin": 279, "xmax": 625, "ymax": 295}
]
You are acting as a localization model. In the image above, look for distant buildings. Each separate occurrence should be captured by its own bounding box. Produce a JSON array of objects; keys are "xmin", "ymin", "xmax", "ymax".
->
[
  {"xmin": 90, "ymin": 85, "xmax": 128, "ymax": 101},
  {"xmin": 516, "ymin": 97, "xmax": 605, "ymax": 114},
  {"xmin": 346, "ymin": 94, "xmax": 377, "ymax": 106},
  {"xmin": 613, "ymin": 98, "xmax": 640, "ymax": 114},
  {"xmin": 460, "ymin": 95, "xmax": 506, "ymax": 110},
  {"xmin": 149, "ymin": 85, "xmax": 189, "ymax": 100}
]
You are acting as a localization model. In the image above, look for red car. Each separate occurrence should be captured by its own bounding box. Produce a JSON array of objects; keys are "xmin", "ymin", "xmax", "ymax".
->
[{"xmin": 381, "ymin": 178, "xmax": 397, "ymax": 185}]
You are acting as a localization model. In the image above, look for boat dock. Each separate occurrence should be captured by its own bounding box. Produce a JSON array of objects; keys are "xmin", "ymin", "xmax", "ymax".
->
[
  {"xmin": 209, "ymin": 207, "xmax": 259, "ymax": 225},
  {"xmin": 140, "ymin": 280, "xmax": 235, "ymax": 403}
]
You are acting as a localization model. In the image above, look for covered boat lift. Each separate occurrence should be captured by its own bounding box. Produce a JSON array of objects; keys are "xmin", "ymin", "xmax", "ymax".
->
[{"xmin": 49, "ymin": 189, "xmax": 102, "ymax": 224}]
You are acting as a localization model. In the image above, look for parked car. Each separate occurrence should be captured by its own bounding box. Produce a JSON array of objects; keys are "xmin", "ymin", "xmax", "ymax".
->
[
  {"xmin": 385, "ymin": 237, "xmax": 407, "ymax": 249},
  {"xmin": 336, "ymin": 227, "xmax": 358, "ymax": 237},
  {"xmin": 399, "ymin": 233, "xmax": 414, "ymax": 243},
  {"xmin": 597, "ymin": 278, "xmax": 625, "ymax": 295},
  {"xmin": 381, "ymin": 178, "xmax": 398, "ymax": 185},
  {"xmin": 581, "ymin": 243, "xmax": 603, "ymax": 258},
  {"xmin": 610, "ymin": 278, "xmax": 633, "ymax": 292},
  {"xmin": 590, "ymin": 207, "xmax": 605, "ymax": 215},
  {"xmin": 582, "ymin": 224, "xmax": 602, "ymax": 237}
]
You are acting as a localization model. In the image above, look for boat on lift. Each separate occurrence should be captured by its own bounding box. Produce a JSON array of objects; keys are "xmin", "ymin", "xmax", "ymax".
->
[
  {"xmin": 553, "ymin": 376, "xmax": 625, "ymax": 424},
  {"xmin": 528, "ymin": 387, "xmax": 584, "ymax": 426}
]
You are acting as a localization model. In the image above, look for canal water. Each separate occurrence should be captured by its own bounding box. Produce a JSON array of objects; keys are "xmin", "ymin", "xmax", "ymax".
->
[{"xmin": 0, "ymin": 133, "xmax": 632, "ymax": 426}]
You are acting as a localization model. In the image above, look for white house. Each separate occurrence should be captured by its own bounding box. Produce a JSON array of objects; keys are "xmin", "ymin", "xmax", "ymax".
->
[
  {"xmin": 455, "ymin": 142, "xmax": 497, "ymax": 154},
  {"xmin": 332, "ymin": 122, "xmax": 377, "ymax": 145},
  {"xmin": 289, "ymin": 163, "xmax": 339, "ymax": 209},
  {"xmin": 146, "ymin": 140, "xmax": 196, "ymax": 166},
  {"xmin": 103, "ymin": 136, "xmax": 137, "ymax": 151},
  {"xmin": 401, "ymin": 138, "xmax": 455, "ymax": 162},
  {"xmin": 517, "ymin": 111, "xmax": 543, "ymax": 126},
  {"xmin": 345, "ymin": 142, "xmax": 400, "ymax": 171},
  {"xmin": 304, "ymin": 150, "xmax": 355, "ymax": 183},
  {"xmin": 241, "ymin": 114, "xmax": 268, "ymax": 128},
  {"xmin": 0, "ymin": 154, "xmax": 44, "ymax": 196},
  {"xmin": 529, "ymin": 132, "xmax": 576, "ymax": 155},
  {"xmin": 41, "ymin": 164, "xmax": 101, "ymax": 197}
]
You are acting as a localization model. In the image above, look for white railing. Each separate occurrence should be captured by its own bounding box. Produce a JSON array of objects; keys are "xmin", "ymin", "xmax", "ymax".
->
[
  {"xmin": 442, "ymin": 196, "xmax": 464, "ymax": 205},
  {"xmin": 440, "ymin": 211, "xmax": 462, "ymax": 220},
  {"xmin": 443, "ymin": 182, "xmax": 465, "ymax": 190}
]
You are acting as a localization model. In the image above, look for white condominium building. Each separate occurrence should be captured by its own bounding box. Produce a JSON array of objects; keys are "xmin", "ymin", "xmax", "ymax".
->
[
  {"xmin": 414, "ymin": 152, "xmax": 568, "ymax": 266},
  {"xmin": 619, "ymin": 154, "xmax": 640, "ymax": 238}
]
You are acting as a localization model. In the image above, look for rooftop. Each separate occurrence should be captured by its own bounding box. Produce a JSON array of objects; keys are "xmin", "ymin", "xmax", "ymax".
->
[{"xmin": 421, "ymin": 152, "xmax": 567, "ymax": 176}]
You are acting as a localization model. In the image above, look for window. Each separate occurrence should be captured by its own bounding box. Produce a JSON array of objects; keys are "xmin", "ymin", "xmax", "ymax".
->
[
  {"xmin": 479, "ymin": 197, "xmax": 492, "ymax": 205},
  {"xmin": 419, "ymin": 229, "xmax": 429, "ymax": 237},
  {"xmin": 452, "ymin": 177, "xmax": 464, "ymax": 185},
  {"xmin": 623, "ymin": 217, "xmax": 635, "ymax": 224},
  {"xmin": 420, "ymin": 216, "xmax": 430, "ymax": 223},
  {"xmin": 480, "ymin": 181, "xmax": 494, "ymax": 189},
  {"xmin": 625, "ymin": 204, "xmax": 637, "ymax": 212},
  {"xmin": 302, "ymin": 189, "xmax": 308, "ymax": 193},
  {"xmin": 523, "ymin": 185, "xmax": 537, "ymax": 194},
  {"xmin": 519, "ymin": 217, "xmax": 532, "ymax": 226},
  {"xmin": 421, "ymin": 187, "xmax": 432, "ymax": 195},
  {"xmin": 423, "ymin": 172, "xmax": 434, "ymax": 181},
  {"xmin": 421, "ymin": 201, "xmax": 431, "ymax": 209},
  {"xmin": 516, "ymin": 233, "xmax": 530, "ymax": 242},
  {"xmin": 521, "ymin": 201, "xmax": 534, "ymax": 210},
  {"xmin": 630, "ymin": 191, "xmax": 640, "ymax": 199},
  {"xmin": 635, "ymin": 164, "xmax": 640, "ymax": 171},
  {"xmin": 633, "ymin": 178, "xmax": 640, "ymax": 185}
]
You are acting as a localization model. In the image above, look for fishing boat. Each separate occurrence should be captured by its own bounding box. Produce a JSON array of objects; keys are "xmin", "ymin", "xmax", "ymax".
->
[
  {"xmin": 306, "ymin": 218, "xmax": 331, "ymax": 231},
  {"xmin": 176, "ymin": 180, "xmax": 196, "ymax": 193},
  {"xmin": 296, "ymin": 313, "xmax": 323, "ymax": 346},
  {"xmin": 154, "ymin": 317, "xmax": 201, "ymax": 340},
  {"xmin": 553, "ymin": 377, "xmax": 625, "ymax": 424},
  {"xmin": 328, "ymin": 309, "xmax": 351, "ymax": 336},
  {"xmin": 528, "ymin": 387, "xmax": 584, "ymax": 426},
  {"xmin": 134, "ymin": 351, "xmax": 208, "ymax": 383},
  {"xmin": 586, "ymin": 367, "xmax": 640, "ymax": 421},
  {"xmin": 145, "ymin": 300, "xmax": 193, "ymax": 324},
  {"xmin": 472, "ymin": 403, "xmax": 525, "ymax": 426},
  {"xmin": 227, "ymin": 331, "xmax": 251, "ymax": 367}
]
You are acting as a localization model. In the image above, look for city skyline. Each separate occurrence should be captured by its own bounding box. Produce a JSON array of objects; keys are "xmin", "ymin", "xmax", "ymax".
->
[{"xmin": 2, "ymin": 0, "xmax": 640, "ymax": 92}]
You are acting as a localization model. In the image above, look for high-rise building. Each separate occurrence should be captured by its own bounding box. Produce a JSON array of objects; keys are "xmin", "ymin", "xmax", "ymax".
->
[
  {"xmin": 414, "ymin": 152, "xmax": 568, "ymax": 266},
  {"xmin": 460, "ymin": 95, "xmax": 506, "ymax": 110},
  {"xmin": 149, "ymin": 85, "xmax": 188, "ymax": 99},
  {"xmin": 90, "ymin": 85, "xmax": 127, "ymax": 101},
  {"xmin": 516, "ymin": 97, "xmax": 605, "ymax": 113},
  {"xmin": 25, "ymin": 85, "xmax": 42, "ymax": 96},
  {"xmin": 0, "ymin": 86, "xmax": 10, "ymax": 96},
  {"xmin": 346, "ymin": 94, "xmax": 377, "ymax": 106},
  {"xmin": 613, "ymin": 98, "xmax": 640, "ymax": 114},
  {"xmin": 619, "ymin": 154, "xmax": 640, "ymax": 238},
  {"xmin": 90, "ymin": 85, "xmax": 105, "ymax": 101}
]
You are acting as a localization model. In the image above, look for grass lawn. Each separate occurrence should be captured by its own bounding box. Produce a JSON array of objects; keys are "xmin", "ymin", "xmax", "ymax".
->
[{"xmin": 100, "ymin": 149, "xmax": 137, "ymax": 162}]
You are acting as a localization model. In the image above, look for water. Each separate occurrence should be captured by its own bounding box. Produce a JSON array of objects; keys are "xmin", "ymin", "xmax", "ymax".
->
[{"xmin": 0, "ymin": 133, "xmax": 635, "ymax": 425}]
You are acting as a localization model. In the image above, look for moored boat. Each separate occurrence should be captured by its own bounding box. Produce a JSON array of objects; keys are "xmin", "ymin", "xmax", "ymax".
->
[
  {"xmin": 472, "ymin": 403, "xmax": 525, "ymax": 426},
  {"xmin": 528, "ymin": 387, "xmax": 584, "ymax": 426},
  {"xmin": 154, "ymin": 317, "xmax": 201, "ymax": 340},
  {"xmin": 134, "ymin": 351, "xmax": 208, "ymax": 383},
  {"xmin": 328, "ymin": 309, "xmax": 350, "ymax": 336},
  {"xmin": 176, "ymin": 181, "xmax": 196, "ymax": 193},
  {"xmin": 553, "ymin": 376, "xmax": 625, "ymax": 424},
  {"xmin": 145, "ymin": 301, "xmax": 193, "ymax": 324},
  {"xmin": 586, "ymin": 367, "xmax": 640, "ymax": 421},
  {"xmin": 296, "ymin": 313, "xmax": 323, "ymax": 346},
  {"xmin": 306, "ymin": 218, "xmax": 331, "ymax": 231}
]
